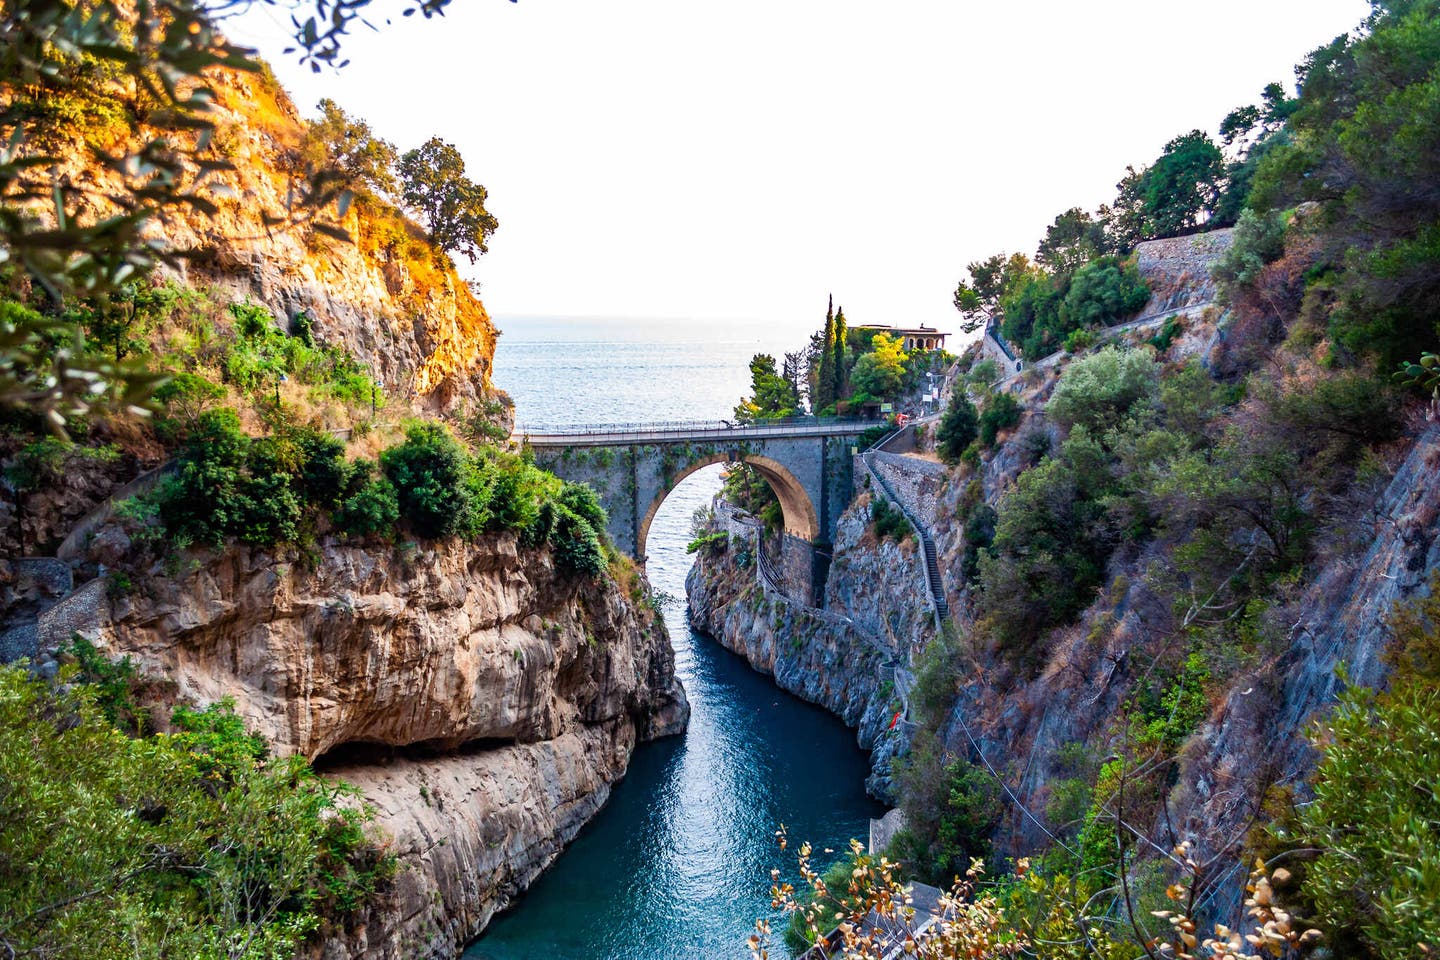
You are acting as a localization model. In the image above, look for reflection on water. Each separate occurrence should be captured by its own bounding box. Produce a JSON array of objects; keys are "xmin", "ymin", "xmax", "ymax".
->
[{"xmin": 467, "ymin": 467, "xmax": 882, "ymax": 960}]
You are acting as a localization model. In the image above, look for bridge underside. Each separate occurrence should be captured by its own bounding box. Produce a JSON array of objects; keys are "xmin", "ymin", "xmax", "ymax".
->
[{"xmin": 635, "ymin": 452, "xmax": 815, "ymax": 558}]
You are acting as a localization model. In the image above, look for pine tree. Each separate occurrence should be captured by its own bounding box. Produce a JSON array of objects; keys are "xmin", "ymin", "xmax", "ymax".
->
[
  {"xmin": 831, "ymin": 306, "xmax": 848, "ymax": 407},
  {"xmin": 815, "ymin": 295, "xmax": 836, "ymax": 413}
]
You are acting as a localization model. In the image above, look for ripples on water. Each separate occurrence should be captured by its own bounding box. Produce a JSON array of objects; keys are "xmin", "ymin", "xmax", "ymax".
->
[{"xmin": 468, "ymin": 318, "xmax": 883, "ymax": 959}]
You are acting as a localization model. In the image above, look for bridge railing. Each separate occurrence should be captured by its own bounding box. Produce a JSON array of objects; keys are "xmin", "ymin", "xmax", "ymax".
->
[{"xmin": 516, "ymin": 414, "xmax": 885, "ymax": 439}]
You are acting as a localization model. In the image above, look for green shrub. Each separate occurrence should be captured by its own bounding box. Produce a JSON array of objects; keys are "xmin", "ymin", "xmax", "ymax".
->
[
  {"xmin": 1060, "ymin": 255, "xmax": 1149, "ymax": 329},
  {"xmin": 857, "ymin": 419, "xmax": 896, "ymax": 451},
  {"xmin": 332, "ymin": 460, "xmax": 400, "ymax": 539},
  {"xmin": 236, "ymin": 435, "xmax": 305, "ymax": 545},
  {"xmin": 1046, "ymin": 345, "xmax": 1160, "ymax": 434},
  {"xmin": 380, "ymin": 421, "xmax": 485, "ymax": 539},
  {"xmin": 977, "ymin": 438, "xmax": 1114, "ymax": 663},
  {"xmin": 155, "ymin": 408, "xmax": 251, "ymax": 546},
  {"xmin": 558, "ymin": 481, "xmax": 608, "ymax": 533},
  {"xmin": 1213, "ymin": 208, "xmax": 1288, "ymax": 304},
  {"xmin": 295, "ymin": 427, "xmax": 349, "ymax": 508},
  {"xmin": 152, "ymin": 372, "xmax": 225, "ymax": 442},
  {"xmin": 551, "ymin": 504, "xmax": 606, "ymax": 576},
  {"xmin": 892, "ymin": 732, "xmax": 1002, "ymax": 885},
  {"xmin": 1146, "ymin": 315, "xmax": 1183, "ymax": 353},
  {"xmin": 686, "ymin": 530, "xmax": 729, "ymax": 554},
  {"xmin": 0, "ymin": 667, "xmax": 391, "ymax": 956},
  {"xmin": 1063, "ymin": 327, "xmax": 1096, "ymax": 353},
  {"xmin": 936, "ymin": 393, "xmax": 979, "ymax": 463},
  {"xmin": 869, "ymin": 497, "xmax": 910, "ymax": 542},
  {"xmin": 1298, "ymin": 682, "xmax": 1440, "ymax": 958},
  {"xmin": 978, "ymin": 392, "xmax": 1022, "ymax": 447}
]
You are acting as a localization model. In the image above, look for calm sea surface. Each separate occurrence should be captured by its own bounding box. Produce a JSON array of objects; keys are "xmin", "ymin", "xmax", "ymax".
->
[{"xmin": 467, "ymin": 317, "xmax": 883, "ymax": 959}]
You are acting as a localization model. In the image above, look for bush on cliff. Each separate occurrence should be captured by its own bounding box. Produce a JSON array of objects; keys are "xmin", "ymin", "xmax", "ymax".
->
[
  {"xmin": 0, "ymin": 664, "xmax": 392, "ymax": 958},
  {"xmin": 978, "ymin": 392, "xmax": 1022, "ymax": 448},
  {"xmin": 381, "ymin": 421, "xmax": 488, "ymax": 539},
  {"xmin": 936, "ymin": 393, "xmax": 978, "ymax": 463},
  {"xmin": 332, "ymin": 460, "xmax": 401, "ymax": 539},
  {"xmin": 142, "ymin": 412, "xmax": 612, "ymax": 576}
]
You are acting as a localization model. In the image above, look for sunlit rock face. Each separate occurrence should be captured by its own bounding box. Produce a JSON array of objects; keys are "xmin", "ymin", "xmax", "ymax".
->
[
  {"xmin": 92, "ymin": 533, "xmax": 687, "ymax": 958},
  {"xmin": 51, "ymin": 66, "xmax": 502, "ymax": 420}
]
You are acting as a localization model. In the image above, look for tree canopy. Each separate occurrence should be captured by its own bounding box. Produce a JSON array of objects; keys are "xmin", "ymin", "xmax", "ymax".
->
[
  {"xmin": 734, "ymin": 353, "xmax": 800, "ymax": 422},
  {"xmin": 849, "ymin": 333, "xmax": 907, "ymax": 401},
  {"xmin": 398, "ymin": 137, "xmax": 500, "ymax": 264}
]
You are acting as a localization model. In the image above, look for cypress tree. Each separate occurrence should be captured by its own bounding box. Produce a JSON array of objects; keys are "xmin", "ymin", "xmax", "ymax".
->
[
  {"xmin": 816, "ymin": 295, "xmax": 836, "ymax": 413},
  {"xmin": 831, "ymin": 306, "xmax": 848, "ymax": 407}
]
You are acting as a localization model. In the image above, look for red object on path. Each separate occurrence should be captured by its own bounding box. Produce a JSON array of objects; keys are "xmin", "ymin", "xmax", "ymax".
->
[{"xmin": 889, "ymin": 710, "xmax": 902, "ymax": 730}]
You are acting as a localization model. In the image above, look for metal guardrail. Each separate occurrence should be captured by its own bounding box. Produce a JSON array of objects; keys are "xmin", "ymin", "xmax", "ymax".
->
[{"xmin": 517, "ymin": 416, "xmax": 887, "ymax": 446}]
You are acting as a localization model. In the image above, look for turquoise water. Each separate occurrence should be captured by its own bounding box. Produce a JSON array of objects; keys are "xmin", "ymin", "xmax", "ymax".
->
[{"xmin": 469, "ymin": 318, "xmax": 883, "ymax": 959}]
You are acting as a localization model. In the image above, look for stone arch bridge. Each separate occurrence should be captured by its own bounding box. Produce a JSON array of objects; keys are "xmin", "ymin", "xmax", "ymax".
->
[{"xmin": 522, "ymin": 418, "xmax": 881, "ymax": 601}]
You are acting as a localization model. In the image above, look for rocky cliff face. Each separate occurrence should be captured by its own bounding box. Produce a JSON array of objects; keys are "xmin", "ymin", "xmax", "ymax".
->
[
  {"xmin": 686, "ymin": 499, "xmax": 933, "ymax": 798},
  {"xmin": 685, "ymin": 230, "xmax": 1440, "ymax": 924},
  {"xmin": 89, "ymin": 532, "xmax": 687, "ymax": 958},
  {"xmin": 56, "ymin": 67, "xmax": 499, "ymax": 418}
]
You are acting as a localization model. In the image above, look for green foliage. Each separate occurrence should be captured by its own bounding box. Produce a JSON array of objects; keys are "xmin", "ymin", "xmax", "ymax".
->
[
  {"xmin": 1297, "ymin": 681, "xmax": 1440, "ymax": 958},
  {"xmin": 144, "ymin": 410, "xmax": 601, "ymax": 560},
  {"xmin": 332, "ymin": 460, "xmax": 399, "ymax": 540},
  {"xmin": 815, "ymin": 297, "xmax": 837, "ymax": 413},
  {"xmin": 1036, "ymin": 207, "xmax": 1111, "ymax": 277},
  {"xmin": 893, "ymin": 733, "xmax": 1001, "ymax": 885},
  {"xmin": 978, "ymin": 439, "xmax": 1114, "ymax": 662},
  {"xmin": 1385, "ymin": 571, "xmax": 1440, "ymax": 687},
  {"xmin": 398, "ymin": 137, "xmax": 499, "ymax": 263},
  {"xmin": 1145, "ymin": 315, "xmax": 1183, "ymax": 353},
  {"xmin": 857, "ymin": 419, "xmax": 897, "ymax": 451},
  {"xmin": 1060, "ymin": 255, "xmax": 1149, "ymax": 329},
  {"xmin": 1046, "ymin": 346, "xmax": 1160, "ymax": 435},
  {"xmin": 1136, "ymin": 130, "xmax": 1225, "ymax": 238},
  {"xmin": 733, "ymin": 353, "xmax": 800, "ymax": 422},
  {"xmin": 1250, "ymin": 0, "xmax": 1440, "ymax": 372},
  {"xmin": 1213, "ymin": 207, "xmax": 1289, "ymax": 304},
  {"xmin": 1062, "ymin": 327, "xmax": 1096, "ymax": 353},
  {"xmin": 722, "ymin": 463, "xmax": 782, "ymax": 534},
  {"xmin": 953, "ymin": 251, "xmax": 1034, "ymax": 334},
  {"xmin": 380, "ymin": 421, "xmax": 487, "ymax": 539},
  {"xmin": 685, "ymin": 530, "xmax": 729, "ymax": 555},
  {"xmin": 557, "ymin": 482, "xmax": 608, "ymax": 534},
  {"xmin": 978, "ymin": 392, "xmax": 1022, "ymax": 448},
  {"xmin": 550, "ymin": 504, "xmax": 606, "ymax": 576},
  {"xmin": 0, "ymin": 665, "xmax": 392, "ymax": 958},
  {"xmin": 1134, "ymin": 652, "xmax": 1211, "ymax": 751},
  {"xmin": 869, "ymin": 496, "xmax": 910, "ymax": 542},
  {"xmin": 848, "ymin": 332, "xmax": 907, "ymax": 400},
  {"xmin": 999, "ymin": 270, "xmax": 1065, "ymax": 359},
  {"xmin": 303, "ymin": 98, "xmax": 399, "ymax": 197},
  {"xmin": 784, "ymin": 853, "xmax": 867, "ymax": 953},
  {"xmin": 61, "ymin": 634, "xmax": 147, "ymax": 735},
  {"xmin": 936, "ymin": 392, "xmax": 979, "ymax": 463},
  {"xmin": 152, "ymin": 371, "xmax": 225, "ymax": 442}
]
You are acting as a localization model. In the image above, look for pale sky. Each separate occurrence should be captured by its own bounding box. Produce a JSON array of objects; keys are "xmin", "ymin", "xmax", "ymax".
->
[{"xmin": 230, "ymin": 0, "xmax": 1369, "ymax": 342}]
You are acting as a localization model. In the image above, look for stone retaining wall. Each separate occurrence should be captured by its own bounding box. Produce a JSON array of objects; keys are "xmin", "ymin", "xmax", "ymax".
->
[
  {"xmin": 864, "ymin": 452, "xmax": 946, "ymax": 529},
  {"xmin": 37, "ymin": 578, "xmax": 107, "ymax": 648}
]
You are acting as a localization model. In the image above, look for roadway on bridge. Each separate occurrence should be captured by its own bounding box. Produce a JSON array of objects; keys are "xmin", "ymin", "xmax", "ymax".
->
[{"xmin": 517, "ymin": 418, "xmax": 885, "ymax": 447}]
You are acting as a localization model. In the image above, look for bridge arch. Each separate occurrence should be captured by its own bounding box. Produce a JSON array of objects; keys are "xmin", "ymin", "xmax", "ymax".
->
[{"xmin": 636, "ymin": 453, "xmax": 818, "ymax": 560}]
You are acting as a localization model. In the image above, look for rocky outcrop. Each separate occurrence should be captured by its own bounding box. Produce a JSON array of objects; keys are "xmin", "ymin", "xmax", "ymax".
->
[
  {"xmin": 87, "ymin": 532, "xmax": 687, "ymax": 958},
  {"xmin": 55, "ymin": 68, "xmax": 500, "ymax": 418},
  {"xmin": 686, "ymin": 498, "xmax": 934, "ymax": 798}
]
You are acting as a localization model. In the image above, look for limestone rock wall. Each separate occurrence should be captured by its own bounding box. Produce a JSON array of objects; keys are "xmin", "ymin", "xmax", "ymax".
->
[
  {"xmin": 687, "ymin": 495, "xmax": 935, "ymax": 798},
  {"xmin": 52, "ymin": 67, "xmax": 500, "ymax": 418},
  {"xmin": 89, "ymin": 532, "xmax": 687, "ymax": 957}
]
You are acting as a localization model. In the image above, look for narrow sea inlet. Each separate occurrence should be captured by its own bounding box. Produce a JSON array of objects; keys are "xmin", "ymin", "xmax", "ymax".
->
[{"xmin": 469, "ymin": 319, "xmax": 882, "ymax": 959}]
